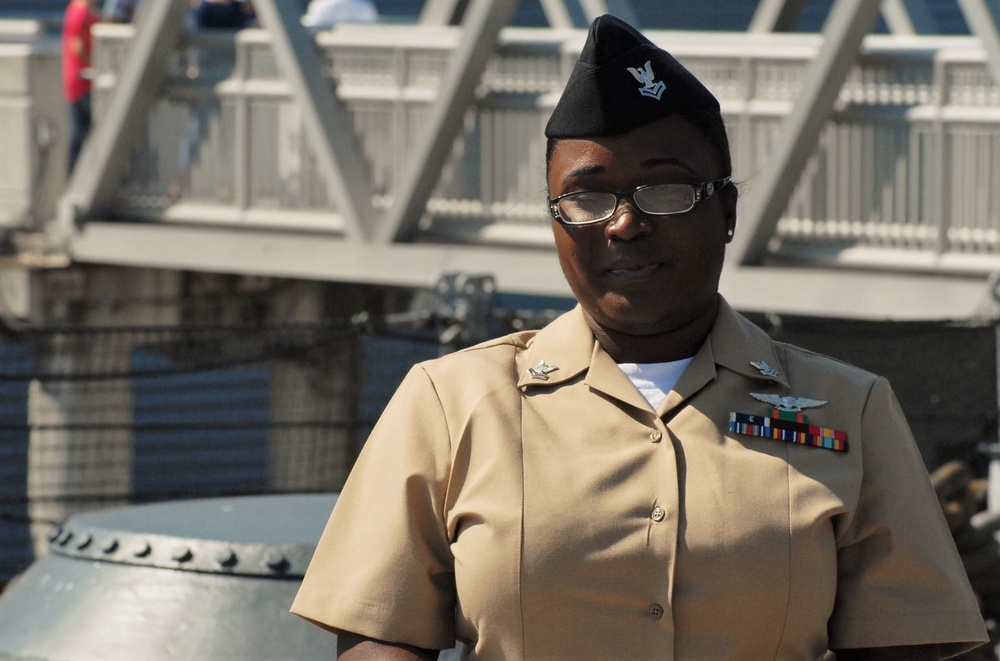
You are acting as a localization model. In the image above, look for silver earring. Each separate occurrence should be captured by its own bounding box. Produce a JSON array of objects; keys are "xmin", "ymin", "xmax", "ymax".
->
[{"xmin": 727, "ymin": 229, "xmax": 734, "ymax": 237}]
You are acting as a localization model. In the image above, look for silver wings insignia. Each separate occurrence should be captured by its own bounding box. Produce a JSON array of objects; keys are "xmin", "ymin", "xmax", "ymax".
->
[
  {"xmin": 750, "ymin": 392, "xmax": 828, "ymax": 412},
  {"xmin": 750, "ymin": 360, "xmax": 780, "ymax": 378},
  {"xmin": 527, "ymin": 360, "xmax": 559, "ymax": 380}
]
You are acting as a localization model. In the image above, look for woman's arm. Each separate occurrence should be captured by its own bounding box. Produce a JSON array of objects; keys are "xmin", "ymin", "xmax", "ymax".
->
[{"xmin": 337, "ymin": 631, "xmax": 438, "ymax": 661}]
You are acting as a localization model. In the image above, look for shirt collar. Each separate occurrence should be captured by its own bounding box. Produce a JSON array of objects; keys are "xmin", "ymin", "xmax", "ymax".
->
[
  {"xmin": 517, "ymin": 305, "xmax": 595, "ymax": 389},
  {"xmin": 516, "ymin": 296, "xmax": 789, "ymax": 393},
  {"xmin": 706, "ymin": 296, "xmax": 790, "ymax": 389}
]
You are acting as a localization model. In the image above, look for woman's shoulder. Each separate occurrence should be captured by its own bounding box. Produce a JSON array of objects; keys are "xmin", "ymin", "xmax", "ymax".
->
[
  {"xmin": 772, "ymin": 339, "xmax": 884, "ymax": 392},
  {"xmin": 720, "ymin": 301, "xmax": 885, "ymax": 394},
  {"xmin": 417, "ymin": 330, "xmax": 536, "ymax": 376}
]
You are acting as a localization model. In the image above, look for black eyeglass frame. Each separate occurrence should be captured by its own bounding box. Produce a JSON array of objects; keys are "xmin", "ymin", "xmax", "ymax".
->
[{"xmin": 548, "ymin": 176, "xmax": 732, "ymax": 226}]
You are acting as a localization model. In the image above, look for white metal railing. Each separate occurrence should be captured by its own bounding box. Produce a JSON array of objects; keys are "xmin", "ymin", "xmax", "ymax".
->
[
  {"xmin": 87, "ymin": 23, "xmax": 1000, "ymax": 270},
  {"xmin": 0, "ymin": 24, "xmax": 63, "ymax": 229}
]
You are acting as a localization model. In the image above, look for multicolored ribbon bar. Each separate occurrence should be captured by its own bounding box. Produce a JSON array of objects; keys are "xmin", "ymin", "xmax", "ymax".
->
[{"xmin": 729, "ymin": 409, "xmax": 849, "ymax": 452}]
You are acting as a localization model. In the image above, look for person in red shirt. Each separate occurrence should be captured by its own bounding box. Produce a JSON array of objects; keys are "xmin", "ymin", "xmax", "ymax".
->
[{"xmin": 62, "ymin": 0, "xmax": 100, "ymax": 173}]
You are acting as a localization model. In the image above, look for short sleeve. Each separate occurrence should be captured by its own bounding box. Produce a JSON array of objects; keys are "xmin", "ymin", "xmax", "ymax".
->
[
  {"xmin": 829, "ymin": 377, "xmax": 988, "ymax": 657},
  {"xmin": 290, "ymin": 364, "xmax": 456, "ymax": 651}
]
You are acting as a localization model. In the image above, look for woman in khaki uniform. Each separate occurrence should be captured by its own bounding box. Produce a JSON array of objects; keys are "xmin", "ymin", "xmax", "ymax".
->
[{"xmin": 291, "ymin": 15, "xmax": 989, "ymax": 660}]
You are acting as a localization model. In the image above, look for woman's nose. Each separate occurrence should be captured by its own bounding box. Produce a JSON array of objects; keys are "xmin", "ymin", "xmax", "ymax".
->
[{"xmin": 604, "ymin": 202, "xmax": 653, "ymax": 241}]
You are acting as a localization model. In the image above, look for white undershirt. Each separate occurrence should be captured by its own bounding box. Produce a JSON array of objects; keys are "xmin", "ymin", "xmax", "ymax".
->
[{"xmin": 618, "ymin": 358, "xmax": 694, "ymax": 411}]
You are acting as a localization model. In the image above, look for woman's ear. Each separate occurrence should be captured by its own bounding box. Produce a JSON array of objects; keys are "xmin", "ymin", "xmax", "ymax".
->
[{"xmin": 722, "ymin": 182, "xmax": 738, "ymax": 244}]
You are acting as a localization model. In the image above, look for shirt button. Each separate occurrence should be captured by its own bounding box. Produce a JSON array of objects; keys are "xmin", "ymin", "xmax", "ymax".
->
[
  {"xmin": 649, "ymin": 603, "xmax": 664, "ymax": 620},
  {"xmin": 651, "ymin": 506, "xmax": 665, "ymax": 522},
  {"xmin": 649, "ymin": 429, "xmax": 662, "ymax": 443}
]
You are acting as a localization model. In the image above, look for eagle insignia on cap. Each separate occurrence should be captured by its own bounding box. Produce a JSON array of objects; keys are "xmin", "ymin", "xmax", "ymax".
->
[{"xmin": 627, "ymin": 60, "xmax": 666, "ymax": 100}]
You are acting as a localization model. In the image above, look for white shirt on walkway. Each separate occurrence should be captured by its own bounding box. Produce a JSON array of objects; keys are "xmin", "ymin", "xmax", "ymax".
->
[{"xmin": 302, "ymin": 0, "xmax": 378, "ymax": 28}]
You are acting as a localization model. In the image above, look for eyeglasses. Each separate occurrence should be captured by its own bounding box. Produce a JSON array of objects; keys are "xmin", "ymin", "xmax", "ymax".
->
[{"xmin": 548, "ymin": 177, "xmax": 731, "ymax": 226}]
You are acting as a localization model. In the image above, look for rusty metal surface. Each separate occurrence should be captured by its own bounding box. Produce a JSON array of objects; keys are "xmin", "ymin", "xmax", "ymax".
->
[{"xmin": 0, "ymin": 494, "xmax": 341, "ymax": 661}]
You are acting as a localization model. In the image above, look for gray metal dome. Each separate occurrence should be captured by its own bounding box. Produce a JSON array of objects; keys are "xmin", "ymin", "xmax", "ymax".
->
[{"xmin": 0, "ymin": 494, "xmax": 341, "ymax": 661}]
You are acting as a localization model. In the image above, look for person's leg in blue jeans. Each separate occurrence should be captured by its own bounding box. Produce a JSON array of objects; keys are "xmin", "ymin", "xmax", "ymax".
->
[{"xmin": 68, "ymin": 92, "xmax": 92, "ymax": 174}]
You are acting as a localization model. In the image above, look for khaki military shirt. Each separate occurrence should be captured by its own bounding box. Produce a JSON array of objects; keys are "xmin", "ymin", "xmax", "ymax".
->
[{"xmin": 292, "ymin": 298, "xmax": 987, "ymax": 659}]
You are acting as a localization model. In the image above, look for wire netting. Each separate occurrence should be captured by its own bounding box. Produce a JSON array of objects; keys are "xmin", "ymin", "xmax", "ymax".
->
[{"xmin": 0, "ymin": 319, "xmax": 441, "ymax": 586}]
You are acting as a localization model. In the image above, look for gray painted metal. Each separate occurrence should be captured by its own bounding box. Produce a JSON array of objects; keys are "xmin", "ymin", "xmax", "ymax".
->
[
  {"xmin": 720, "ymin": 266, "xmax": 1000, "ymax": 321},
  {"xmin": 0, "ymin": 32, "xmax": 63, "ymax": 230},
  {"xmin": 56, "ymin": 0, "xmax": 189, "ymax": 238},
  {"xmin": 884, "ymin": 0, "xmax": 939, "ymax": 32},
  {"xmin": 749, "ymin": 0, "xmax": 808, "ymax": 31},
  {"xmin": 70, "ymin": 219, "xmax": 568, "ymax": 296},
  {"xmin": 883, "ymin": 0, "xmax": 920, "ymax": 33},
  {"xmin": 0, "ymin": 494, "xmax": 340, "ymax": 660},
  {"xmin": 729, "ymin": 0, "xmax": 884, "ymax": 266},
  {"xmin": 420, "ymin": 0, "xmax": 466, "ymax": 24},
  {"xmin": 956, "ymin": 0, "xmax": 1000, "ymax": 87},
  {"xmin": 68, "ymin": 220, "xmax": 1000, "ymax": 321},
  {"xmin": 378, "ymin": 0, "xmax": 522, "ymax": 243},
  {"xmin": 254, "ymin": 0, "xmax": 375, "ymax": 241},
  {"xmin": 607, "ymin": 0, "xmax": 640, "ymax": 26},
  {"xmin": 23, "ymin": 4, "xmax": 1000, "ymax": 322},
  {"xmin": 579, "ymin": 0, "xmax": 640, "ymax": 28},
  {"xmin": 539, "ymin": 0, "xmax": 575, "ymax": 28},
  {"xmin": 578, "ymin": 0, "xmax": 610, "ymax": 21},
  {"xmin": 748, "ymin": 0, "xmax": 935, "ymax": 34},
  {"xmin": 607, "ymin": 0, "xmax": 640, "ymax": 27}
]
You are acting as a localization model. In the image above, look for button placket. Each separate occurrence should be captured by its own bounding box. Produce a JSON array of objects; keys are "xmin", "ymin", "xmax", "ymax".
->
[{"xmin": 641, "ymin": 421, "xmax": 674, "ymax": 637}]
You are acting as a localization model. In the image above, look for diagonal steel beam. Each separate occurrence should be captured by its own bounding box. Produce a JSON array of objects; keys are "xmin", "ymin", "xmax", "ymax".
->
[
  {"xmin": 730, "ymin": 0, "xmax": 884, "ymax": 266},
  {"xmin": 607, "ymin": 0, "xmax": 640, "ymax": 27},
  {"xmin": 378, "ymin": 0, "xmax": 521, "ymax": 243},
  {"xmin": 56, "ymin": 0, "xmax": 189, "ymax": 239},
  {"xmin": 539, "ymin": 0, "xmax": 575, "ymax": 28},
  {"xmin": 749, "ymin": 0, "xmax": 807, "ymax": 32},
  {"xmin": 579, "ymin": 0, "xmax": 640, "ymax": 28},
  {"xmin": 882, "ymin": 0, "xmax": 938, "ymax": 34},
  {"xmin": 956, "ymin": 0, "xmax": 1000, "ymax": 88},
  {"xmin": 253, "ymin": 0, "xmax": 374, "ymax": 242},
  {"xmin": 882, "ymin": 0, "xmax": 917, "ymax": 34},
  {"xmin": 419, "ymin": 0, "xmax": 467, "ymax": 25},
  {"xmin": 578, "ymin": 0, "xmax": 609, "ymax": 20},
  {"xmin": 751, "ymin": 0, "xmax": 937, "ymax": 36}
]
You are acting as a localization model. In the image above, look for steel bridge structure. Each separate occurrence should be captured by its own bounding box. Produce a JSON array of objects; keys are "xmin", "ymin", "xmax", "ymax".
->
[{"xmin": 1, "ymin": 0, "xmax": 1000, "ymax": 323}]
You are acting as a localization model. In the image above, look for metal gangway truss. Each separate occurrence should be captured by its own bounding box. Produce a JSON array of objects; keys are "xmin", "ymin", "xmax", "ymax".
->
[{"xmin": 35, "ymin": 0, "xmax": 1000, "ymax": 321}]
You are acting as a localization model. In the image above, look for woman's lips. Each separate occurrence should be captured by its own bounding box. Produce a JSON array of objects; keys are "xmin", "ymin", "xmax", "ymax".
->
[{"xmin": 606, "ymin": 263, "xmax": 662, "ymax": 280}]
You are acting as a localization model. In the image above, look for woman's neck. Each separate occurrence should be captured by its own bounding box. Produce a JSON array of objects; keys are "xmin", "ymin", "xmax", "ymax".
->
[{"xmin": 586, "ymin": 297, "xmax": 719, "ymax": 364}]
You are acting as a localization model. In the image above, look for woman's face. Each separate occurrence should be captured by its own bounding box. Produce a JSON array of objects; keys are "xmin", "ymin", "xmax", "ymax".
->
[{"xmin": 548, "ymin": 115, "xmax": 737, "ymax": 338}]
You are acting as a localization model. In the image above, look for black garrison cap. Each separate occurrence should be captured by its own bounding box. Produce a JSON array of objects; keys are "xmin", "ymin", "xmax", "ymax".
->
[{"xmin": 544, "ymin": 14, "xmax": 720, "ymax": 139}]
